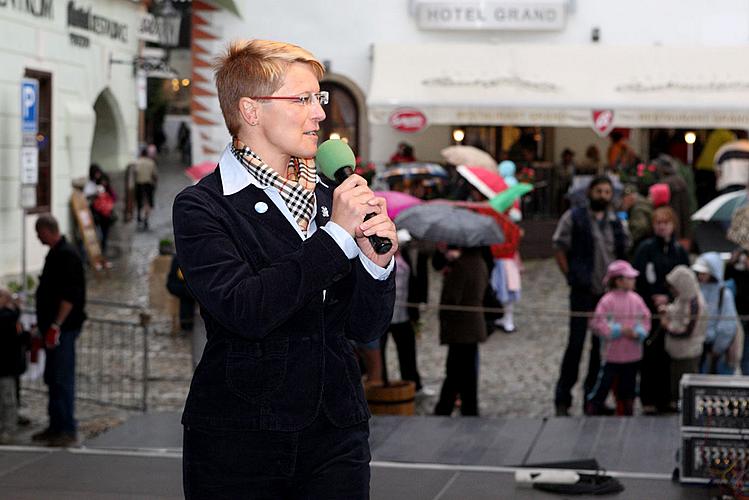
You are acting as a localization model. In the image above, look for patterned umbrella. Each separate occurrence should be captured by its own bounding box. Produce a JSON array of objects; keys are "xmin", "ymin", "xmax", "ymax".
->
[
  {"xmin": 395, "ymin": 204, "xmax": 504, "ymax": 247},
  {"xmin": 728, "ymin": 204, "xmax": 749, "ymax": 250},
  {"xmin": 380, "ymin": 163, "xmax": 448, "ymax": 182},
  {"xmin": 691, "ymin": 190, "xmax": 748, "ymax": 222}
]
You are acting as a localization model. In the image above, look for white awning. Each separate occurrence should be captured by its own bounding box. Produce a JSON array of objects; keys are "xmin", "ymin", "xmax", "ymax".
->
[{"xmin": 367, "ymin": 43, "xmax": 749, "ymax": 129}]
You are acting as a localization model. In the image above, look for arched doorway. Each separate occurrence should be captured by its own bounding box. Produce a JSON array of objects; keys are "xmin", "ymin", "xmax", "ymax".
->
[
  {"xmin": 91, "ymin": 88, "xmax": 126, "ymax": 171},
  {"xmin": 321, "ymin": 74, "xmax": 369, "ymax": 159}
]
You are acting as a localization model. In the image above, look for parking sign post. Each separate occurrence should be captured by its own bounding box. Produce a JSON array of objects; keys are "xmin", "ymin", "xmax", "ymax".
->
[{"xmin": 20, "ymin": 78, "xmax": 39, "ymax": 300}]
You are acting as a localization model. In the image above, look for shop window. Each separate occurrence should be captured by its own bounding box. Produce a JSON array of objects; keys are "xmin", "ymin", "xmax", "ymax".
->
[
  {"xmin": 319, "ymin": 82, "xmax": 359, "ymax": 155},
  {"xmin": 25, "ymin": 69, "xmax": 52, "ymax": 213}
]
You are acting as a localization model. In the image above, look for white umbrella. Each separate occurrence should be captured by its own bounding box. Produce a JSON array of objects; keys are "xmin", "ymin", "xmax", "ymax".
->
[
  {"xmin": 691, "ymin": 190, "xmax": 748, "ymax": 222},
  {"xmin": 440, "ymin": 145, "xmax": 496, "ymax": 171}
]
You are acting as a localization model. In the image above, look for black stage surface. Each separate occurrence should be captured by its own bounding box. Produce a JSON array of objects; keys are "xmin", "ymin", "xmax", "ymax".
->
[{"xmin": 0, "ymin": 413, "xmax": 717, "ymax": 499}]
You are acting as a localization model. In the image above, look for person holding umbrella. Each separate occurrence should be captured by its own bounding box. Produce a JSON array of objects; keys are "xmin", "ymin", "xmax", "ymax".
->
[
  {"xmin": 432, "ymin": 244, "xmax": 489, "ymax": 417},
  {"xmin": 395, "ymin": 204, "xmax": 504, "ymax": 416}
]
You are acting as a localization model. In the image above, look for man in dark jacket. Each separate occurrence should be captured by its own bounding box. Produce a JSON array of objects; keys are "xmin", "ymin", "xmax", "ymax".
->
[
  {"xmin": 32, "ymin": 214, "xmax": 86, "ymax": 447},
  {"xmin": 552, "ymin": 176, "xmax": 629, "ymax": 416}
]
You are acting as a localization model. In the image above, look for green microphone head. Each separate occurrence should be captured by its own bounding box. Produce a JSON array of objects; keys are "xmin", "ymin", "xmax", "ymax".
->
[{"xmin": 316, "ymin": 139, "xmax": 357, "ymax": 182}]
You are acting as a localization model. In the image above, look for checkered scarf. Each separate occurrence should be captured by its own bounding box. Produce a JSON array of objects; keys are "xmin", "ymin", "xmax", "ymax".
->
[{"xmin": 231, "ymin": 139, "xmax": 318, "ymax": 233}]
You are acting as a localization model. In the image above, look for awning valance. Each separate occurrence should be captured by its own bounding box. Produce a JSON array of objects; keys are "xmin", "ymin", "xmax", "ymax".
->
[{"xmin": 367, "ymin": 43, "xmax": 749, "ymax": 129}]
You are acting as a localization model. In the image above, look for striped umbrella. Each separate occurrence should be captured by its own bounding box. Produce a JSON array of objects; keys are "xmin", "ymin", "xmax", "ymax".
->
[
  {"xmin": 380, "ymin": 163, "xmax": 448, "ymax": 181},
  {"xmin": 456, "ymin": 165, "xmax": 508, "ymax": 198}
]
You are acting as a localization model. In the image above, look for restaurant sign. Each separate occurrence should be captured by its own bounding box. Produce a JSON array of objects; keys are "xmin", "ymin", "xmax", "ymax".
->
[{"xmin": 389, "ymin": 108, "xmax": 428, "ymax": 133}]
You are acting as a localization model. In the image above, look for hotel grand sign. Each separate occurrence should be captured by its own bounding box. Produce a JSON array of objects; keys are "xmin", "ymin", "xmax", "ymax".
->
[{"xmin": 415, "ymin": 1, "xmax": 566, "ymax": 31}]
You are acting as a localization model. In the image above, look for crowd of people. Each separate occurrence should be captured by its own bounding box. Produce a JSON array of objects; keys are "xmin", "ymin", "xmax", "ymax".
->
[
  {"xmin": 552, "ymin": 171, "xmax": 747, "ymax": 417},
  {"xmin": 372, "ymin": 133, "xmax": 748, "ymax": 420}
]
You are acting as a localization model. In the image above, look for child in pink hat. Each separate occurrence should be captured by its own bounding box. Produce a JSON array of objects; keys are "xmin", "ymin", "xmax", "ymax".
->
[{"xmin": 586, "ymin": 260, "xmax": 652, "ymax": 415}]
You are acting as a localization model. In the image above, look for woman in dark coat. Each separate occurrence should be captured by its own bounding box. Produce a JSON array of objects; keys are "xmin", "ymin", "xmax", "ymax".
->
[
  {"xmin": 632, "ymin": 206, "xmax": 689, "ymax": 414},
  {"xmin": 433, "ymin": 246, "xmax": 489, "ymax": 416}
]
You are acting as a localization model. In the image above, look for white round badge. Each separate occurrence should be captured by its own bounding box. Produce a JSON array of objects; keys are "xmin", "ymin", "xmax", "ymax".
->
[{"xmin": 254, "ymin": 202, "xmax": 268, "ymax": 214}]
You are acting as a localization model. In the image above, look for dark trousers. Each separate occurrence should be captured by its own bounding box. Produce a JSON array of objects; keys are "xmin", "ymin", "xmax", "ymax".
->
[
  {"xmin": 380, "ymin": 321, "xmax": 422, "ymax": 390},
  {"xmin": 741, "ymin": 319, "xmax": 749, "ymax": 376},
  {"xmin": 587, "ymin": 361, "xmax": 639, "ymax": 415},
  {"xmin": 179, "ymin": 297, "xmax": 196, "ymax": 331},
  {"xmin": 555, "ymin": 288, "xmax": 601, "ymax": 409},
  {"xmin": 43, "ymin": 329, "xmax": 78, "ymax": 434},
  {"xmin": 434, "ymin": 343, "xmax": 479, "ymax": 416},
  {"xmin": 135, "ymin": 183, "xmax": 154, "ymax": 220},
  {"xmin": 640, "ymin": 320, "xmax": 672, "ymax": 411},
  {"xmin": 183, "ymin": 413, "xmax": 370, "ymax": 499}
]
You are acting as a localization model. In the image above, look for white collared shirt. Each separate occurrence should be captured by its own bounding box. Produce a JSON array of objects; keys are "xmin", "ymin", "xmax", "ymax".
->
[{"xmin": 218, "ymin": 144, "xmax": 393, "ymax": 281}]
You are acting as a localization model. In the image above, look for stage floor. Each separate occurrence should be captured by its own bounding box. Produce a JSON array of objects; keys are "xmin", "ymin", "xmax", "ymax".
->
[{"xmin": 0, "ymin": 413, "xmax": 717, "ymax": 499}]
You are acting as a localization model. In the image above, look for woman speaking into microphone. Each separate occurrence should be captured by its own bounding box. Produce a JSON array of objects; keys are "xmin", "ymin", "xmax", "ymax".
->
[{"xmin": 172, "ymin": 39, "xmax": 397, "ymax": 499}]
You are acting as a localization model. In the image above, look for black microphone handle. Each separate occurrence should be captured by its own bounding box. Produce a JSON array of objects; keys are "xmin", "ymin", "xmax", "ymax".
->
[{"xmin": 333, "ymin": 167, "xmax": 393, "ymax": 255}]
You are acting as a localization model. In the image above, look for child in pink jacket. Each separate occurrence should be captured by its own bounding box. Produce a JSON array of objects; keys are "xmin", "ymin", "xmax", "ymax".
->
[{"xmin": 586, "ymin": 260, "xmax": 651, "ymax": 416}]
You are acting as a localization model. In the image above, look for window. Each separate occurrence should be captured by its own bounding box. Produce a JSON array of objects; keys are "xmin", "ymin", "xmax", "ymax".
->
[{"xmin": 24, "ymin": 69, "xmax": 52, "ymax": 213}]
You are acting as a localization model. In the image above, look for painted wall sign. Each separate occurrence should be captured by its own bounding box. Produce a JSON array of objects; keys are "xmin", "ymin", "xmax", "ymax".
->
[
  {"xmin": 67, "ymin": 1, "xmax": 128, "ymax": 43},
  {"xmin": 389, "ymin": 108, "xmax": 428, "ymax": 132},
  {"xmin": 0, "ymin": 0, "xmax": 53, "ymax": 19},
  {"xmin": 138, "ymin": 12, "xmax": 181, "ymax": 47},
  {"xmin": 415, "ymin": 1, "xmax": 566, "ymax": 31}
]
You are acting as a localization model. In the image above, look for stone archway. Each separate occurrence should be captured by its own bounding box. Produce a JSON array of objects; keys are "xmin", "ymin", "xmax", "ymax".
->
[{"xmin": 91, "ymin": 88, "xmax": 127, "ymax": 171}]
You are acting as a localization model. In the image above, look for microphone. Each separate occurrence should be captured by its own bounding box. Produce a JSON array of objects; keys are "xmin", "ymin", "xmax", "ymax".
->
[{"xmin": 316, "ymin": 139, "xmax": 393, "ymax": 255}]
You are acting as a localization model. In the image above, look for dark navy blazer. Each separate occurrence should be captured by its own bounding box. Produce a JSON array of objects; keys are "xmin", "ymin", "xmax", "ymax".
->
[{"xmin": 172, "ymin": 167, "xmax": 396, "ymax": 431}]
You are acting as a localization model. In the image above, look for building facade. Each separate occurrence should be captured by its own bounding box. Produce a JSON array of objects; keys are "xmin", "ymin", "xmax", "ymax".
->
[
  {"xmin": 0, "ymin": 0, "xmax": 141, "ymax": 279},
  {"xmin": 192, "ymin": 0, "xmax": 749, "ymax": 168}
]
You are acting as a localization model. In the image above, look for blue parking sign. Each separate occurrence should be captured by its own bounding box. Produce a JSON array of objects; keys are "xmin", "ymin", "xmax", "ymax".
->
[{"xmin": 21, "ymin": 78, "xmax": 39, "ymax": 134}]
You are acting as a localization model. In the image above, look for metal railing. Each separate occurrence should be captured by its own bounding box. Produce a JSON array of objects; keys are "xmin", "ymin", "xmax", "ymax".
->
[{"xmin": 21, "ymin": 305, "xmax": 151, "ymax": 412}]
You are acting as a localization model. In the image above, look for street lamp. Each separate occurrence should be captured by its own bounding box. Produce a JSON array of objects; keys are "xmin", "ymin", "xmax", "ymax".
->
[
  {"xmin": 684, "ymin": 131, "xmax": 696, "ymax": 165},
  {"xmin": 453, "ymin": 128, "xmax": 465, "ymax": 143}
]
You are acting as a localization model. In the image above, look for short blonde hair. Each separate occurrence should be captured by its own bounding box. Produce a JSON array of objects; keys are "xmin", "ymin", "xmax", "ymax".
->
[{"xmin": 214, "ymin": 39, "xmax": 325, "ymax": 136}]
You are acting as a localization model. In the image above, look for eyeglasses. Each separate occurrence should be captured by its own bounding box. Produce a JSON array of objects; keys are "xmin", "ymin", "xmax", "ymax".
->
[{"xmin": 251, "ymin": 91, "xmax": 329, "ymax": 106}]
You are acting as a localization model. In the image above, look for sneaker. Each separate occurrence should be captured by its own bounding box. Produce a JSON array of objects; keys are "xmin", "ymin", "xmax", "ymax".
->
[
  {"xmin": 641, "ymin": 405, "xmax": 658, "ymax": 416},
  {"xmin": 46, "ymin": 433, "xmax": 77, "ymax": 448},
  {"xmin": 31, "ymin": 427, "xmax": 57, "ymax": 442},
  {"xmin": 493, "ymin": 319, "xmax": 516, "ymax": 333},
  {"xmin": 417, "ymin": 387, "xmax": 437, "ymax": 397}
]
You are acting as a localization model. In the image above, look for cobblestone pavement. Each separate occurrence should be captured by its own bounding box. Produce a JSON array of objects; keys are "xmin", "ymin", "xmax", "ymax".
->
[
  {"xmin": 406, "ymin": 258, "xmax": 575, "ymax": 418},
  {"xmin": 17, "ymin": 153, "xmax": 598, "ymax": 442}
]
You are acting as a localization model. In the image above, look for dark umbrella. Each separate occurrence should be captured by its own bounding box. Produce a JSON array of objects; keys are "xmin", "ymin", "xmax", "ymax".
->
[{"xmin": 394, "ymin": 204, "xmax": 504, "ymax": 247}]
